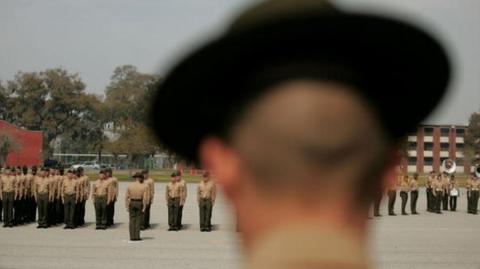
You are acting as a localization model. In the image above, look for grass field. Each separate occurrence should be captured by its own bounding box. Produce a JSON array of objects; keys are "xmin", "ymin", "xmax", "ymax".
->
[{"xmin": 85, "ymin": 170, "xmax": 473, "ymax": 186}]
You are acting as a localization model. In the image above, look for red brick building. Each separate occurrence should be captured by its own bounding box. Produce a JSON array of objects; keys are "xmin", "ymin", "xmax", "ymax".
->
[
  {"xmin": 0, "ymin": 120, "xmax": 43, "ymax": 167},
  {"xmin": 403, "ymin": 124, "xmax": 470, "ymax": 174}
]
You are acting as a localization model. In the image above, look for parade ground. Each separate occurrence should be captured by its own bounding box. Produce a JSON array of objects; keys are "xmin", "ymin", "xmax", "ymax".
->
[{"xmin": 1, "ymin": 183, "xmax": 479, "ymax": 269}]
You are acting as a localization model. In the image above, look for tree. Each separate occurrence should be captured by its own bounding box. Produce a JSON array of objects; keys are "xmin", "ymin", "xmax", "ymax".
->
[
  {"xmin": 0, "ymin": 133, "xmax": 20, "ymax": 167},
  {"xmin": 2, "ymin": 68, "xmax": 105, "ymax": 158},
  {"xmin": 465, "ymin": 111, "xmax": 480, "ymax": 165},
  {"xmin": 103, "ymin": 65, "xmax": 160, "ymax": 167}
]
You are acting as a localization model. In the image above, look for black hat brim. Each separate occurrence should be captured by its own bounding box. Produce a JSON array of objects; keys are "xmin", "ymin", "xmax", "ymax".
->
[{"xmin": 150, "ymin": 13, "xmax": 451, "ymax": 162}]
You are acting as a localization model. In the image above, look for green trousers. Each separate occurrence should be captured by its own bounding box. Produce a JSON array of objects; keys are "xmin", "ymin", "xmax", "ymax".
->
[
  {"xmin": 168, "ymin": 197, "xmax": 180, "ymax": 228},
  {"xmin": 94, "ymin": 196, "xmax": 107, "ymax": 228},
  {"xmin": 2, "ymin": 192, "xmax": 14, "ymax": 226},
  {"xmin": 37, "ymin": 193, "xmax": 49, "ymax": 227},
  {"xmin": 470, "ymin": 190, "xmax": 479, "ymax": 214},
  {"xmin": 199, "ymin": 198, "xmax": 213, "ymax": 230},
  {"xmin": 64, "ymin": 194, "xmax": 76, "ymax": 227},
  {"xmin": 129, "ymin": 200, "xmax": 144, "ymax": 240}
]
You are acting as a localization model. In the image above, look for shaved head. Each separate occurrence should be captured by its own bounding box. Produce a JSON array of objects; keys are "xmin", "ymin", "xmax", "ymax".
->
[{"xmin": 229, "ymin": 80, "xmax": 388, "ymax": 195}]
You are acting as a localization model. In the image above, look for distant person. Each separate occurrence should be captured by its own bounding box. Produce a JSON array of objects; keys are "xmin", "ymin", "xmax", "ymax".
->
[
  {"xmin": 142, "ymin": 169, "xmax": 155, "ymax": 230},
  {"xmin": 449, "ymin": 175, "xmax": 458, "ymax": 211},
  {"xmin": 76, "ymin": 167, "xmax": 89, "ymax": 226},
  {"xmin": 387, "ymin": 176, "xmax": 398, "ymax": 216},
  {"xmin": 441, "ymin": 172, "xmax": 450, "ymax": 211},
  {"xmin": 399, "ymin": 175, "xmax": 409, "ymax": 215},
  {"xmin": 92, "ymin": 169, "xmax": 113, "ymax": 230},
  {"xmin": 14, "ymin": 167, "xmax": 25, "ymax": 225},
  {"xmin": 33, "ymin": 168, "xmax": 51, "ymax": 228},
  {"xmin": 23, "ymin": 166, "xmax": 35, "ymax": 223},
  {"xmin": 466, "ymin": 175, "xmax": 473, "ymax": 213},
  {"xmin": 61, "ymin": 170, "xmax": 79, "ymax": 229},
  {"xmin": 125, "ymin": 172, "xmax": 149, "ymax": 241},
  {"xmin": 105, "ymin": 168, "xmax": 118, "ymax": 227},
  {"xmin": 372, "ymin": 194, "xmax": 382, "ymax": 217},
  {"xmin": 409, "ymin": 173, "xmax": 419, "ymax": 214},
  {"xmin": 177, "ymin": 171, "xmax": 187, "ymax": 230},
  {"xmin": 432, "ymin": 174, "xmax": 444, "ymax": 214},
  {"xmin": 55, "ymin": 167, "xmax": 65, "ymax": 224},
  {"xmin": 197, "ymin": 171, "xmax": 217, "ymax": 232},
  {"xmin": 469, "ymin": 175, "xmax": 479, "ymax": 214},
  {"xmin": 166, "ymin": 172, "xmax": 181, "ymax": 231},
  {"xmin": 426, "ymin": 171, "xmax": 435, "ymax": 212},
  {"xmin": 149, "ymin": 0, "xmax": 451, "ymax": 267},
  {"xmin": 0, "ymin": 168, "xmax": 16, "ymax": 227},
  {"xmin": 47, "ymin": 168, "xmax": 57, "ymax": 226}
]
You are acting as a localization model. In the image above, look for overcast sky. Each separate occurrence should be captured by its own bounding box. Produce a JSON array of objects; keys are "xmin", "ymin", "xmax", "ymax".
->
[{"xmin": 1, "ymin": 0, "xmax": 479, "ymax": 125}]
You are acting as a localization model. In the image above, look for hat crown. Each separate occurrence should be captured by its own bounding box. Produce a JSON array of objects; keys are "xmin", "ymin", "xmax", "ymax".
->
[{"xmin": 229, "ymin": 0, "xmax": 337, "ymax": 33}]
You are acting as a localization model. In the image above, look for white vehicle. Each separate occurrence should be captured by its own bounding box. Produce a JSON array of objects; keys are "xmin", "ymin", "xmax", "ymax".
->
[{"xmin": 71, "ymin": 161, "xmax": 101, "ymax": 170}]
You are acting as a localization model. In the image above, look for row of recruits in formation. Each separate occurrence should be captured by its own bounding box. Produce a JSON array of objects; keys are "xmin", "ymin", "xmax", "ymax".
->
[
  {"xmin": 0, "ymin": 167, "xmax": 217, "ymax": 241},
  {"xmin": 373, "ymin": 171, "xmax": 480, "ymax": 216}
]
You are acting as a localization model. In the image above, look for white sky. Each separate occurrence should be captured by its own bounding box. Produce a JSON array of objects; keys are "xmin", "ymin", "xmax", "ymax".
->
[{"xmin": 1, "ymin": 0, "xmax": 479, "ymax": 125}]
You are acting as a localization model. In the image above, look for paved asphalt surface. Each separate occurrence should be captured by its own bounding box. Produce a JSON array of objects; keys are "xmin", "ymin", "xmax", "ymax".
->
[{"xmin": 0, "ymin": 184, "xmax": 479, "ymax": 269}]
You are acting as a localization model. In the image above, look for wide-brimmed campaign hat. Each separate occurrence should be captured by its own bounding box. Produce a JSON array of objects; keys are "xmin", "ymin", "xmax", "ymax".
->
[{"xmin": 149, "ymin": 0, "xmax": 451, "ymax": 162}]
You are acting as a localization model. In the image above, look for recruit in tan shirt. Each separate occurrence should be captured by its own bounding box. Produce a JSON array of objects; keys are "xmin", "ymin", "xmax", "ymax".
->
[
  {"xmin": 0, "ymin": 175, "xmax": 16, "ymax": 200},
  {"xmin": 78, "ymin": 175, "xmax": 90, "ymax": 201},
  {"xmin": 409, "ymin": 179, "xmax": 419, "ymax": 191},
  {"xmin": 92, "ymin": 179, "xmax": 113, "ymax": 203},
  {"xmin": 197, "ymin": 180, "xmax": 217, "ymax": 205},
  {"xmin": 107, "ymin": 176, "xmax": 119, "ymax": 200},
  {"xmin": 33, "ymin": 176, "xmax": 50, "ymax": 201},
  {"xmin": 47, "ymin": 176, "xmax": 57, "ymax": 201},
  {"xmin": 14, "ymin": 174, "xmax": 25, "ymax": 200},
  {"xmin": 62, "ymin": 177, "xmax": 79, "ymax": 202},
  {"xmin": 24, "ymin": 173, "xmax": 34, "ymax": 197},
  {"xmin": 399, "ymin": 177, "xmax": 410, "ymax": 192},
  {"xmin": 432, "ymin": 179, "xmax": 444, "ymax": 194},
  {"xmin": 178, "ymin": 179, "xmax": 187, "ymax": 206},
  {"xmin": 125, "ymin": 181, "xmax": 150, "ymax": 211},
  {"xmin": 165, "ymin": 181, "xmax": 182, "ymax": 203},
  {"xmin": 471, "ymin": 179, "xmax": 480, "ymax": 191},
  {"xmin": 145, "ymin": 177, "xmax": 155, "ymax": 204}
]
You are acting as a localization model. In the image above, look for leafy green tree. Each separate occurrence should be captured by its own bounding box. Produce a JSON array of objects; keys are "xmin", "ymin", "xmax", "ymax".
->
[
  {"xmin": 465, "ymin": 111, "xmax": 480, "ymax": 165},
  {"xmin": 0, "ymin": 133, "xmax": 20, "ymax": 167}
]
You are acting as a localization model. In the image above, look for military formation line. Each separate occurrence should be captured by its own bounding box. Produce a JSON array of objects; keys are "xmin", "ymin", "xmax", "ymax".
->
[
  {"xmin": 0, "ymin": 167, "xmax": 216, "ymax": 241},
  {"xmin": 373, "ymin": 171, "xmax": 480, "ymax": 217}
]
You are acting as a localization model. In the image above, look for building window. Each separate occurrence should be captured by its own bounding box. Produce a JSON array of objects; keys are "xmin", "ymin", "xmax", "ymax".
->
[
  {"xmin": 408, "ymin": 142, "xmax": 417, "ymax": 151},
  {"xmin": 408, "ymin": 157, "xmax": 417, "ymax": 165},
  {"xmin": 424, "ymin": 142, "xmax": 433, "ymax": 151},
  {"xmin": 456, "ymin": 143, "xmax": 464, "ymax": 150},
  {"xmin": 456, "ymin": 158, "xmax": 464, "ymax": 165},
  {"xmin": 456, "ymin": 128, "xmax": 465, "ymax": 137},
  {"xmin": 424, "ymin": 157, "xmax": 433, "ymax": 166},
  {"xmin": 424, "ymin": 127, "xmax": 433, "ymax": 135},
  {"xmin": 440, "ymin": 142, "xmax": 449, "ymax": 151},
  {"xmin": 440, "ymin": 128, "xmax": 449, "ymax": 136}
]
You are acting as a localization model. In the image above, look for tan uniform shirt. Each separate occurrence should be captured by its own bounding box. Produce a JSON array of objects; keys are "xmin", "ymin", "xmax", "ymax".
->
[
  {"xmin": 165, "ymin": 181, "xmax": 182, "ymax": 202},
  {"xmin": 0, "ymin": 175, "xmax": 16, "ymax": 200},
  {"xmin": 432, "ymin": 179, "xmax": 444, "ymax": 194},
  {"xmin": 47, "ymin": 176, "xmax": 57, "ymax": 201},
  {"xmin": 145, "ymin": 177, "xmax": 155, "ymax": 204},
  {"xmin": 248, "ymin": 225, "xmax": 369, "ymax": 269},
  {"xmin": 125, "ymin": 181, "xmax": 150, "ymax": 210},
  {"xmin": 15, "ymin": 174, "xmax": 25, "ymax": 200},
  {"xmin": 441, "ymin": 175, "xmax": 450, "ymax": 193},
  {"xmin": 178, "ymin": 179, "xmax": 187, "ymax": 206},
  {"xmin": 471, "ymin": 179, "xmax": 480, "ymax": 191},
  {"xmin": 92, "ymin": 179, "xmax": 113, "ymax": 202},
  {"xmin": 62, "ymin": 178, "xmax": 79, "ymax": 202},
  {"xmin": 56, "ymin": 175, "xmax": 65, "ymax": 199},
  {"xmin": 409, "ymin": 179, "xmax": 419, "ymax": 191},
  {"xmin": 107, "ymin": 177, "xmax": 119, "ymax": 201},
  {"xmin": 33, "ymin": 176, "xmax": 50, "ymax": 201},
  {"xmin": 399, "ymin": 178, "xmax": 410, "ymax": 192},
  {"xmin": 197, "ymin": 180, "xmax": 217, "ymax": 205},
  {"xmin": 78, "ymin": 175, "xmax": 90, "ymax": 201},
  {"xmin": 24, "ymin": 173, "xmax": 34, "ymax": 197}
]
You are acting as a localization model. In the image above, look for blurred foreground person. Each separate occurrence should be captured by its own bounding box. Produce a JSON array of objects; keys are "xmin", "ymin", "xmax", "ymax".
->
[
  {"xmin": 197, "ymin": 171, "xmax": 217, "ymax": 231},
  {"xmin": 125, "ymin": 172, "xmax": 149, "ymax": 241},
  {"xmin": 149, "ymin": 0, "xmax": 450, "ymax": 268}
]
